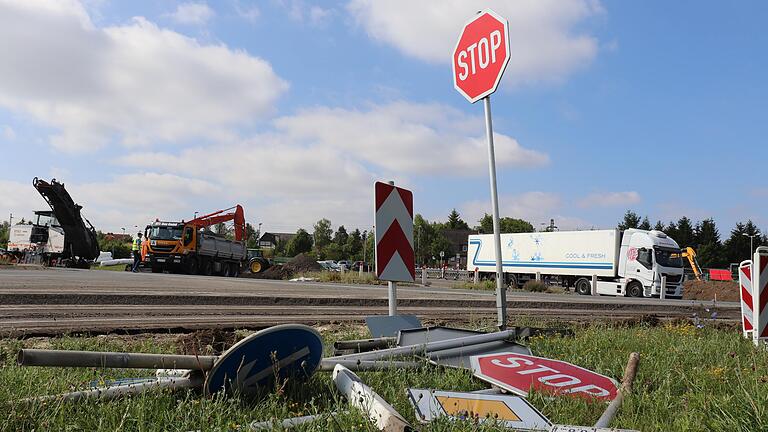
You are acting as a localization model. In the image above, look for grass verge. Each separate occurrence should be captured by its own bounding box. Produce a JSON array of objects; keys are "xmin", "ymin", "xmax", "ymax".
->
[{"xmin": 1, "ymin": 321, "xmax": 766, "ymax": 431}]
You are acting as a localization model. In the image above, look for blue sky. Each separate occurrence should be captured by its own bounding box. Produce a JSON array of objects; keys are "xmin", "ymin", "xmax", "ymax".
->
[{"xmin": 0, "ymin": 0, "xmax": 765, "ymax": 238}]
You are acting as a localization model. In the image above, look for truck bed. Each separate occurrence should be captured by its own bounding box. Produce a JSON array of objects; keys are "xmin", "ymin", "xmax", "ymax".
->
[{"xmin": 198, "ymin": 233, "xmax": 246, "ymax": 261}]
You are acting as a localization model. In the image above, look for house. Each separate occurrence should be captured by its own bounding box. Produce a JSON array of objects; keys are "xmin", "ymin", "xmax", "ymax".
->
[{"xmin": 258, "ymin": 232, "xmax": 296, "ymax": 249}]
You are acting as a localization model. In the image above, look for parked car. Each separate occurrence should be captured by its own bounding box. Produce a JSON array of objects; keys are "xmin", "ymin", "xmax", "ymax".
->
[
  {"xmin": 351, "ymin": 261, "xmax": 371, "ymax": 271},
  {"xmin": 337, "ymin": 260, "xmax": 352, "ymax": 270},
  {"xmin": 317, "ymin": 260, "xmax": 340, "ymax": 272}
]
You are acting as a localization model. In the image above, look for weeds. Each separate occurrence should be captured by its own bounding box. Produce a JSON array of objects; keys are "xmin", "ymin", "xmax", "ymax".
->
[{"xmin": 1, "ymin": 322, "xmax": 766, "ymax": 431}]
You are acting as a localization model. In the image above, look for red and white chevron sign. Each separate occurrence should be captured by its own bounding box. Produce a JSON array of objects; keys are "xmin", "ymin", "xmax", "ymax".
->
[
  {"xmin": 753, "ymin": 247, "xmax": 768, "ymax": 344},
  {"xmin": 738, "ymin": 260, "xmax": 754, "ymax": 338},
  {"xmin": 375, "ymin": 182, "xmax": 414, "ymax": 282}
]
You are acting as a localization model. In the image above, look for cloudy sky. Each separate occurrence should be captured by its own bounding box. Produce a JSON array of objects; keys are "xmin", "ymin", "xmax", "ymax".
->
[{"xmin": 1, "ymin": 0, "xmax": 766, "ymax": 236}]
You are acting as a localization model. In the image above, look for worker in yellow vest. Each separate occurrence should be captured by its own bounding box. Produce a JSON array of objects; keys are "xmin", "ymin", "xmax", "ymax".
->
[{"xmin": 131, "ymin": 232, "xmax": 143, "ymax": 273}]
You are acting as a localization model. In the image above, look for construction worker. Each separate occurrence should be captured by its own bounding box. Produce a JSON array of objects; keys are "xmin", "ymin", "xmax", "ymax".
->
[{"xmin": 131, "ymin": 232, "xmax": 142, "ymax": 272}]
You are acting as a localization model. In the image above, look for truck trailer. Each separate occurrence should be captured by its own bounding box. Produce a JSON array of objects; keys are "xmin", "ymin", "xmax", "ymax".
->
[{"xmin": 467, "ymin": 228, "xmax": 684, "ymax": 298}]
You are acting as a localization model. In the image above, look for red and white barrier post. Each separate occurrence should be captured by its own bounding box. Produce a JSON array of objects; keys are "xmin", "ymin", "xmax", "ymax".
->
[
  {"xmin": 738, "ymin": 260, "xmax": 754, "ymax": 339},
  {"xmin": 752, "ymin": 247, "xmax": 768, "ymax": 347}
]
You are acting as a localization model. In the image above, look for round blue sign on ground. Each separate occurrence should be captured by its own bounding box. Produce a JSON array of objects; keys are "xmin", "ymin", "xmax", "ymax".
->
[{"xmin": 204, "ymin": 324, "xmax": 323, "ymax": 395}]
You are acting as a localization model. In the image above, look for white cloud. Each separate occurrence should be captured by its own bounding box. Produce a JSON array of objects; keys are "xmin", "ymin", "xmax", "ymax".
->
[
  {"xmin": 1, "ymin": 125, "xmax": 15, "ymax": 140},
  {"xmin": 114, "ymin": 100, "xmax": 546, "ymax": 230},
  {"xmin": 278, "ymin": 0, "xmax": 333, "ymax": 26},
  {"xmin": 579, "ymin": 191, "xmax": 640, "ymax": 208},
  {"xmin": 272, "ymin": 101, "xmax": 548, "ymax": 174},
  {"xmin": 168, "ymin": 2, "xmax": 215, "ymax": 25},
  {"xmin": 234, "ymin": 1, "xmax": 260, "ymax": 23},
  {"xmin": 347, "ymin": 0, "xmax": 603, "ymax": 86},
  {"xmin": 0, "ymin": 0, "xmax": 288, "ymax": 152},
  {"xmin": 460, "ymin": 191, "xmax": 590, "ymax": 230},
  {"xmin": 0, "ymin": 180, "xmax": 50, "ymax": 223}
]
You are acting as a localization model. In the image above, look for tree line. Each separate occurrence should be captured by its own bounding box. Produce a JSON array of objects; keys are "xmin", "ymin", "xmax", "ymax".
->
[{"xmin": 617, "ymin": 210, "xmax": 764, "ymax": 268}]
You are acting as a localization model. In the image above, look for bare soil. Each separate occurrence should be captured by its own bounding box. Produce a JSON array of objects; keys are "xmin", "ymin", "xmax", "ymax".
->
[
  {"xmin": 175, "ymin": 328, "xmax": 237, "ymax": 356},
  {"xmin": 243, "ymin": 253, "xmax": 322, "ymax": 280},
  {"xmin": 683, "ymin": 280, "xmax": 739, "ymax": 302}
]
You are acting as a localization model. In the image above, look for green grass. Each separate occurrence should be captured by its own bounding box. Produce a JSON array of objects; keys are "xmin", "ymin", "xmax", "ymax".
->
[{"xmin": 1, "ymin": 321, "xmax": 767, "ymax": 431}]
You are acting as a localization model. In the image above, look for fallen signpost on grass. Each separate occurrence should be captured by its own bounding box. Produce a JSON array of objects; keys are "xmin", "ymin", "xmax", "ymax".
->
[{"xmin": 333, "ymin": 364, "xmax": 412, "ymax": 432}]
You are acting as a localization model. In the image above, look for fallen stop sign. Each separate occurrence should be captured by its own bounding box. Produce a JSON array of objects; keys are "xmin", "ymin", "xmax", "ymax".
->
[
  {"xmin": 471, "ymin": 353, "xmax": 619, "ymax": 401},
  {"xmin": 452, "ymin": 9, "xmax": 510, "ymax": 103}
]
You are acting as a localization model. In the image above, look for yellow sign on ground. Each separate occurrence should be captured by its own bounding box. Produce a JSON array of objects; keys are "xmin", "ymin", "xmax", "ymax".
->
[{"xmin": 435, "ymin": 395, "xmax": 521, "ymax": 421}]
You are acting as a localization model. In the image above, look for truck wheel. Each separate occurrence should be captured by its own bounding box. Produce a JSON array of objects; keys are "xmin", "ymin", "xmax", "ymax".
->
[
  {"xmin": 202, "ymin": 260, "xmax": 213, "ymax": 276},
  {"xmin": 229, "ymin": 263, "xmax": 239, "ymax": 277},
  {"xmin": 185, "ymin": 258, "xmax": 199, "ymax": 275},
  {"xmin": 575, "ymin": 278, "xmax": 591, "ymax": 295},
  {"xmin": 222, "ymin": 262, "xmax": 232, "ymax": 277},
  {"xmin": 506, "ymin": 274, "xmax": 518, "ymax": 289},
  {"xmin": 627, "ymin": 281, "xmax": 643, "ymax": 298}
]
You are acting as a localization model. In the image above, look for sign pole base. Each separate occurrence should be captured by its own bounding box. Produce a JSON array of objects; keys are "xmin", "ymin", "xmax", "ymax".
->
[{"xmin": 388, "ymin": 281, "xmax": 397, "ymax": 316}]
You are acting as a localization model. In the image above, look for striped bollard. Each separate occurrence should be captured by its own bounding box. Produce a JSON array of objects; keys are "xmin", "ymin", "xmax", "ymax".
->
[
  {"xmin": 752, "ymin": 247, "xmax": 768, "ymax": 347},
  {"xmin": 738, "ymin": 260, "xmax": 755, "ymax": 339}
]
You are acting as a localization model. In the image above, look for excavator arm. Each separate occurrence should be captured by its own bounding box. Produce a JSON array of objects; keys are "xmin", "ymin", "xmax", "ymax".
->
[
  {"xmin": 186, "ymin": 205, "xmax": 245, "ymax": 241},
  {"xmin": 672, "ymin": 247, "xmax": 703, "ymax": 281}
]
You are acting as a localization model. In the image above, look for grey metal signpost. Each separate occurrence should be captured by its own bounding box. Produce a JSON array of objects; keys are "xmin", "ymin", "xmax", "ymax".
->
[{"xmin": 452, "ymin": 9, "xmax": 511, "ymax": 329}]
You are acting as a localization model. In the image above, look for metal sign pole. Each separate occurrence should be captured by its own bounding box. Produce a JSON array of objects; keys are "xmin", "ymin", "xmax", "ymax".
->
[
  {"xmin": 388, "ymin": 281, "xmax": 397, "ymax": 316},
  {"xmin": 484, "ymin": 96, "xmax": 507, "ymax": 329}
]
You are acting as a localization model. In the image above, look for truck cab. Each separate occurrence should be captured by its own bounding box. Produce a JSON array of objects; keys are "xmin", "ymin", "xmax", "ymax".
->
[{"xmin": 618, "ymin": 229, "xmax": 684, "ymax": 298}]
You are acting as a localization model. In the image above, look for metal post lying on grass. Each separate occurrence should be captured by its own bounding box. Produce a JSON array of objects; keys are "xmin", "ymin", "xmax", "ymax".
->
[
  {"xmin": 333, "ymin": 337, "xmax": 395, "ymax": 352},
  {"xmin": 18, "ymin": 349, "xmax": 217, "ymax": 370},
  {"xmin": 327, "ymin": 329, "xmax": 516, "ymax": 362},
  {"xmin": 249, "ymin": 413, "xmax": 342, "ymax": 431},
  {"xmin": 21, "ymin": 375, "xmax": 203, "ymax": 403},
  {"xmin": 18, "ymin": 348, "xmax": 417, "ymax": 374},
  {"xmin": 333, "ymin": 364, "xmax": 412, "ymax": 432},
  {"xmin": 594, "ymin": 352, "xmax": 640, "ymax": 428}
]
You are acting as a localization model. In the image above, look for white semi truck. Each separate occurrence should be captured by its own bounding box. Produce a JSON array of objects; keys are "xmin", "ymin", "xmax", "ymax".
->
[{"xmin": 467, "ymin": 229, "xmax": 684, "ymax": 298}]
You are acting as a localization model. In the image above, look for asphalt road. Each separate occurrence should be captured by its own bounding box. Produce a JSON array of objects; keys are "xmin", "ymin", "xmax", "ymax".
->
[{"xmin": 0, "ymin": 268, "xmax": 739, "ymax": 336}]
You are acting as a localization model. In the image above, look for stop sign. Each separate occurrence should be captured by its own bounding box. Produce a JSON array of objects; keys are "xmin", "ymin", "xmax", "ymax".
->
[
  {"xmin": 470, "ymin": 353, "xmax": 619, "ymax": 401},
  {"xmin": 452, "ymin": 9, "xmax": 510, "ymax": 103}
]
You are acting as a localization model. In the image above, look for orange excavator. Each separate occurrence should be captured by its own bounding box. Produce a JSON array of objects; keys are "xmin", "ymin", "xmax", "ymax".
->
[
  {"xmin": 141, "ymin": 205, "xmax": 260, "ymax": 276},
  {"xmin": 671, "ymin": 247, "xmax": 703, "ymax": 281}
]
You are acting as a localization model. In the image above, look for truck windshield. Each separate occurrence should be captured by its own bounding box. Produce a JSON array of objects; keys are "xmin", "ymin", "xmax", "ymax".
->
[
  {"xmin": 655, "ymin": 248, "xmax": 683, "ymax": 268},
  {"xmin": 150, "ymin": 226, "xmax": 183, "ymax": 240}
]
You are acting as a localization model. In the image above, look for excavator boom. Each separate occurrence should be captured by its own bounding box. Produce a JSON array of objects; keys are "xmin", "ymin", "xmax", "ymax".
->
[{"xmin": 186, "ymin": 205, "xmax": 245, "ymax": 241}]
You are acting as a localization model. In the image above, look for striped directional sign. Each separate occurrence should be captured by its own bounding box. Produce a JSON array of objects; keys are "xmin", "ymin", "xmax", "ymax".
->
[
  {"xmin": 375, "ymin": 182, "xmax": 414, "ymax": 282},
  {"xmin": 407, "ymin": 388, "xmax": 550, "ymax": 430},
  {"xmin": 753, "ymin": 247, "xmax": 768, "ymax": 345},
  {"xmin": 738, "ymin": 260, "xmax": 754, "ymax": 338}
]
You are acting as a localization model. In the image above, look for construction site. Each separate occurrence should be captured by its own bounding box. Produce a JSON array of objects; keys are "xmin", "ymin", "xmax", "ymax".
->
[{"xmin": 1, "ymin": 2, "xmax": 767, "ymax": 432}]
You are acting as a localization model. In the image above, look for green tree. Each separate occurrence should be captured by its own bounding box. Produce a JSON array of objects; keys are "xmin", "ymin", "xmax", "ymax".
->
[
  {"xmin": 285, "ymin": 229, "xmax": 313, "ymax": 257},
  {"xmin": 478, "ymin": 214, "xmax": 534, "ymax": 234},
  {"xmin": 345, "ymin": 229, "xmax": 363, "ymax": 259},
  {"xmin": 653, "ymin": 221, "xmax": 665, "ymax": 231},
  {"xmin": 333, "ymin": 225, "xmax": 349, "ymax": 247},
  {"xmin": 617, "ymin": 210, "xmax": 641, "ymax": 230},
  {"xmin": 245, "ymin": 223, "xmax": 258, "ymax": 249},
  {"xmin": 414, "ymin": 214, "xmax": 436, "ymax": 265},
  {"xmin": 362, "ymin": 230, "xmax": 374, "ymax": 265},
  {"xmin": 675, "ymin": 217, "xmax": 695, "ymax": 248},
  {"xmin": 313, "ymin": 218, "xmax": 332, "ymax": 249},
  {"xmin": 447, "ymin": 209, "xmax": 470, "ymax": 230},
  {"xmin": 692, "ymin": 218, "xmax": 724, "ymax": 267},
  {"xmin": 429, "ymin": 233, "xmax": 453, "ymax": 265},
  {"xmin": 0, "ymin": 221, "xmax": 8, "ymax": 248},
  {"xmin": 723, "ymin": 220, "xmax": 762, "ymax": 265},
  {"xmin": 638, "ymin": 217, "xmax": 652, "ymax": 230}
]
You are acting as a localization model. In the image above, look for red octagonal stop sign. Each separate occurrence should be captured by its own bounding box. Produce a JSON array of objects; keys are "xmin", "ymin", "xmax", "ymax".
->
[
  {"xmin": 452, "ymin": 9, "xmax": 510, "ymax": 103},
  {"xmin": 471, "ymin": 353, "xmax": 619, "ymax": 401}
]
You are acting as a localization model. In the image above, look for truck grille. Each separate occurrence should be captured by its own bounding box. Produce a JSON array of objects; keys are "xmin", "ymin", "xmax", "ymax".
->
[
  {"xmin": 151, "ymin": 245, "xmax": 175, "ymax": 253},
  {"xmin": 663, "ymin": 274, "xmax": 682, "ymax": 284}
]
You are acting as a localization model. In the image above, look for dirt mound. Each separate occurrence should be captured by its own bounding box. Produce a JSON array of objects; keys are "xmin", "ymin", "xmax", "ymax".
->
[
  {"xmin": 285, "ymin": 253, "xmax": 323, "ymax": 273},
  {"xmin": 247, "ymin": 253, "xmax": 323, "ymax": 280},
  {"xmin": 176, "ymin": 328, "xmax": 237, "ymax": 356},
  {"xmin": 683, "ymin": 280, "xmax": 739, "ymax": 302}
]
